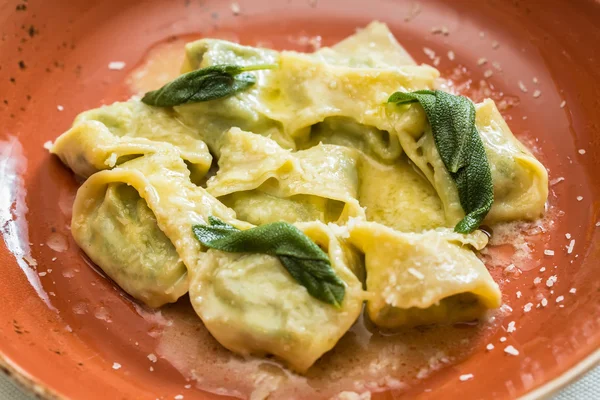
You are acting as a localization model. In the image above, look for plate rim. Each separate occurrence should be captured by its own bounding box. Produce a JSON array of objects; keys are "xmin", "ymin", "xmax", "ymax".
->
[{"xmin": 1, "ymin": 341, "xmax": 598, "ymax": 399}]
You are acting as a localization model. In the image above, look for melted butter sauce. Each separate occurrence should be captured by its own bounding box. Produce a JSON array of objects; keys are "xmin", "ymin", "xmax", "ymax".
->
[{"xmin": 120, "ymin": 37, "xmax": 555, "ymax": 399}]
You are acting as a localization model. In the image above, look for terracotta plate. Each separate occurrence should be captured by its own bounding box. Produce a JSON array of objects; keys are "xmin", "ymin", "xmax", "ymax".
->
[{"xmin": 1, "ymin": 0, "xmax": 599, "ymax": 399}]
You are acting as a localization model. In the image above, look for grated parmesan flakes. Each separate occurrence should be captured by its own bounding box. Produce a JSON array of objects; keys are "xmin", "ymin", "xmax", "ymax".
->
[
  {"xmin": 423, "ymin": 47, "xmax": 436, "ymax": 59},
  {"xmin": 408, "ymin": 268, "xmax": 425, "ymax": 280},
  {"xmin": 504, "ymin": 346, "xmax": 519, "ymax": 356},
  {"xmin": 459, "ymin": 374, "xmax": 474, "ymax": 382},
  {"xmin": 112, "ymin": 362, "xmax": 121, "ymax": 370},
  {"xmin": 518, "ymin": 81, "xmax": 528, "ymax": 93},
  {"xmin": 507, "ymin": 321, "xmax": 516, "ymax": 333},
  {"xmin": 523, "ymin": 303, "xmax": 533, "ymax": 312},
  {"xmin": 556, "ymin": 296, "xmax": 564, "ymax": 303},
  {"xmin": 567, "ymin": 239, "xmax": 575, "ymax": 254},
  {"xmin": 544, "ymin": 249, "xmax": 555, "ymax": 256},
  {"xmin": 108, "ymin": 61, "xmax": 126, "ymax": 70},
  {"xmin": 569, "ymin": 288, "xmax": 577, "ymax": 294},
  {"xmin": 486, "ymin": 343, "xmax": 494, "ymax": 351}
]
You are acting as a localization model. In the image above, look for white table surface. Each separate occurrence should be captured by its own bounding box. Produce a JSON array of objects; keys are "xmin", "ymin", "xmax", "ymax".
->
[{"xmin": 0, "ymin": 365, "xmax": 597, "ymax": 399}]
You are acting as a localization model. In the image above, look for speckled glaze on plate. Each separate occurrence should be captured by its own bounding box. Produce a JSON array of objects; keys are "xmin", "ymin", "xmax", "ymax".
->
[{"xmin": 0, "ymin": 0, "xmax": 599, "ymax": 399}]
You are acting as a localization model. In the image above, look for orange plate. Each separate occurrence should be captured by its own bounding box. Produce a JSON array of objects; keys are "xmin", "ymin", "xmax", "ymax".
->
[{"xmin": 0, "ymin": 0, "xmax": 599, "ymax": 399}]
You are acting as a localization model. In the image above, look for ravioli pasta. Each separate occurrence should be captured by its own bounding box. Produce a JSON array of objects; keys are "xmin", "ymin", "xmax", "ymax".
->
[
  {"xmin": 207, "ymin": 128, "xmax": 364, "ymax": 224},
  {"xmin": 347, "ymin": 221, "xmax": 501, "ymax": 328},
  {"xmin": 386, "ymin": 99, "xmax": 548, "ymax": 226},
  {"xmin": 190, "ymin": 221, "xmax": 364, "ymax": 373},
  {"xmin": 51, "ymin": 22, "xmax": 548, "ymax": 372},
  {"xmin": 52, "ymin": 101, "xmax": 212, "ymax": 181}
]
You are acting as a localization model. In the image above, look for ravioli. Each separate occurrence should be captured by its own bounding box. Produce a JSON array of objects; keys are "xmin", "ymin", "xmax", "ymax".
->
[
  {"xmin": 189, "ymin": 221, "xmax": 365, "ymax": 373},
  {"xmin": 358, "ymin": 156, "xmax": 446, "ymax": 232},
  {"xmin": 347, "ymin": 221, "xmax": 501, "ymax": 328},
  {"xmin": 207, "ymin": 128, "xmax": 364, "ymax": 224},
  {"xmin": 52, "ymin": 101, "xmax": 212, "ymax": 181},
  {"xmin": 387, "ymin": 99, "xmax": 548, "ymax": 225},
  {"xmin": 175, "ymin": 38, "xmax": 439, "ymax": 156},
  {"xmin": 314, "ymin": 21, "xmax": 418, "ymax": 68},
  {"xmin": 71, "ymin": 151, "xmax": 243, "ymax": 307}
]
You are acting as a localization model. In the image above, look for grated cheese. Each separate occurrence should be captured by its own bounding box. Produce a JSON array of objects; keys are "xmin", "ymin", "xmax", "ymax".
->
[
  {"xmin": 516, "ymin": 291, "xmax": 522, "ymax": 299},
  {"xmin": 112, "ymin": 362, "xmax": 121, "ymax": 370},
  {"xmin": 504, "ymin": 346, "xmax": 519, "ymax": 356},
  {"xmin": 486, "ymin": 344, "xmax": 494, "ymax": 351},
  {"xmin": 500, "ymin": 337, "xmax": 507, "ymax": 342},
  {"xmin": 507, "ymin": 321, "xmax": 516, "ymax": 333},
  {"xmin": 459, "ymin": 374, "xmax": 474, "ymax": 381},
  {"xmin": 544, "ymin": 249, "xmax": 555, "ymax": 256},
  {"xmin": 576, "ymin": 196, "xmax": 583, "ymax": 201},
  {"xmin": 532, "ymin": 90, "xmax": 541, "ymax": 98},
  {"xmin": 578, "ymin": 149, "xmax": 586, "ymax": 155},
  {"xmin": 423, "ymin": 47, "xmax": 436, "ymax": 59},
  {"xmin": 57, "ymin": 105, "xmax": 64, "ymax": 111},
  {"xmin": 569, "ymin": 288, "xmax": 577, "ymax": 294},
  {"xmin": 408, "ymin": 268, "xmax": 425, "ymax": 280},
  {"xmin": 556, "ymin": 296, "xmax": 564, "ymax": 303},
  {"xmin": 523, "ymin": 303, "xmax": 533, "ymax": 312},
  {"xmin": 108, "ymin": 61, "xmax": 126, "ymax": 70},
  {"xmin": 567, "ymin": 239, "xmax": 575, "ymax": 254},
  {"xmin": 518, "ymin": 81, "xmax": 528, "ymax": 93},
  {"xmin": 560, "ymin": 100, "xmax": 567, "ymax": 108}
]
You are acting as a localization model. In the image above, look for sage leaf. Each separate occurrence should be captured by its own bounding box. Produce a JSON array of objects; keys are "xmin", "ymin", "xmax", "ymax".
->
[
  {"xmin": 142, "ymin": 63, "xmax": 277, "ymax": 107},
  {"xmin": 388, "ymin": 90, "xmax": 494, "ymax": 233},
  {"xmin": 192, "ymin": 217, "xmax": 346, "ymax": 307}
]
